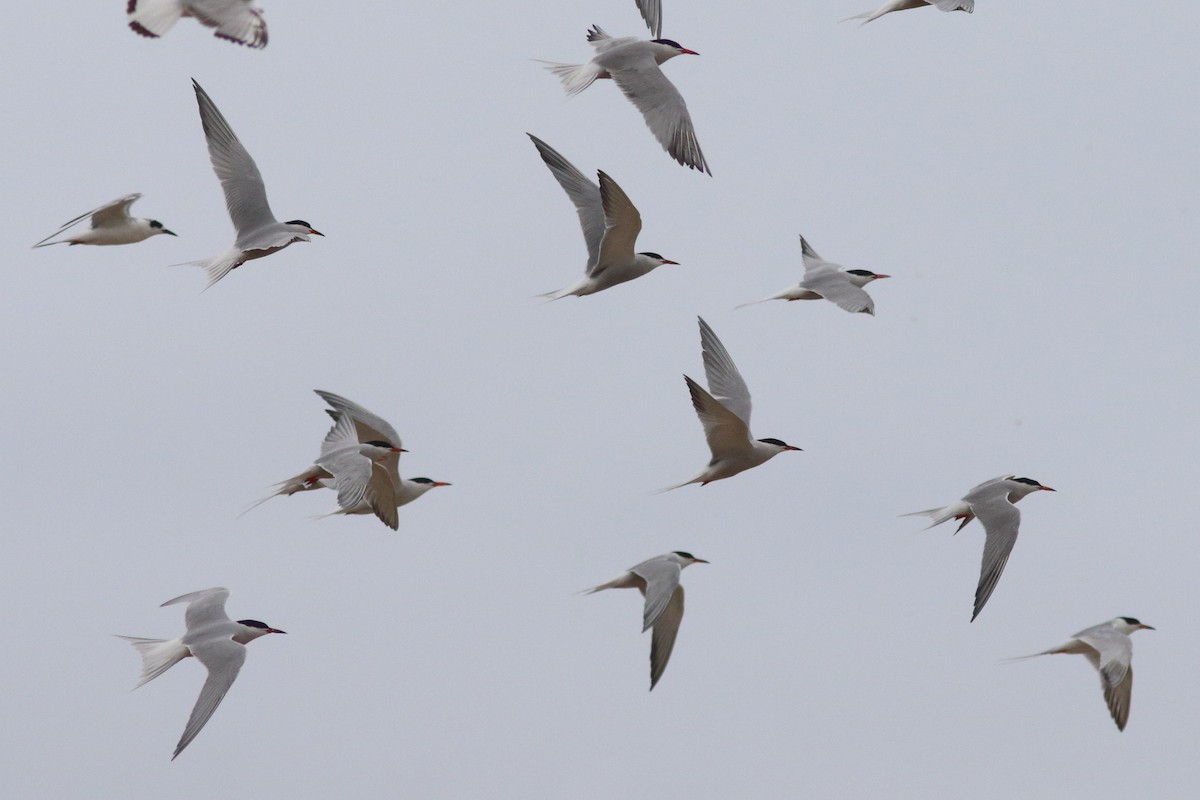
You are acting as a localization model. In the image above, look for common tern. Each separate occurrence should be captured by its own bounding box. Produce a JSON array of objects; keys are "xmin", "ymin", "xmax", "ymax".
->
[
  {"xmin": 184, "ymin": 80, "xmax": 322, "ymax": 289},
  {"xmin": 244, "ymin": 390, "xmax": 406, "ymax": 529},
  {"xmin": 586, "ymin": 551, "xmax": 708, "ymax": 690},
  {"xmin": 737, "ymin": 235, "xmax": 889, "ymax": 315},
  {"xmin": 1011, "ymin": 617, "xmax": 1154, "ymax": 731},
  {"xmin": 128, "ymin": 0, "xmax": 267, "ymax": 48},
  {"xmin": 543, "ymin": 26, "xmax": 710, "ymax": 174},
  {"xmin": 904, "ymin": 475, "xmax": 1055, "ymax": 621},
  {"xmin": 661, "ymin": 317, "xmax": 801, "ymax": 491},
  {"xmin": 32, "ymin": 193, "xmax": 175, "ymax": 248},
  {"xmin": 528, "ymin": 134, "xmax": 679, "ymax": 299},
  {"xmin": 843, "ymin": 0, "xmax": 974, "ymax": 26},
  {"xmin": 117, "ymin": 587, "xmax": 285, "ymax": 759}
]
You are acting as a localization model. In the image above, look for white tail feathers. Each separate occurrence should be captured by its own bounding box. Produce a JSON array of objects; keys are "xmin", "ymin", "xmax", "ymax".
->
[
  {"xmin": 734, "ymin": 297, "xmax": 774, "ymax": 310},
  {"xmin": 127, "ymin": 0, "xmax": 186, "ymax": 38},
  {"xmin": 533, "ymin": 287, "xmax": 572, "ymax": 302},
  {"xmin": 172, "ymin": 249, "xmax": 242, "ymax": 290},
  {"xmin": 540, "ymin": 61, "xmax": 603, "ymax": 96},
  {"xmin": 115, "ymin": 636, "xmax": 189, "ymax": 688},
  {"xmin": 901, "ymin": 506, "xmax": 972, "ymax": 533}
]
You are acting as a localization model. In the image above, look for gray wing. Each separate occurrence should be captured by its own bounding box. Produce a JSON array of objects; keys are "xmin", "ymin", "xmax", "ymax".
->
[
  {"xmin": 315, "ymin": 390, "xmax": 402, "ymax": 448},
  {"xmin": 1076, "ymin": 628, "xmax": 1135, "ymax": 730},
  {"xmin": 161, "ymin": 588, "xmax": 232, "ymax": 631},
  {"xmin": 931, "ymin": 0, "xmax": 974, "ymax": 11},
  {"xmin": 172, "ymin": 635, "xmax": 246, "ymax": 759},
  {"xmin": 90, "ymin": 193, "xmax": 142, "ymax": 228},
  {"xmin": 635, "ymin": 0, "xmax": 663, "ymax": 37},
  {"xmin": 800, "ymin": 267, "xmax": 875, "ymax": 314},
  {"xmin": 33, "ymin": 193, "xmax": 142, "ymax": 246},
  {"xmin": 593, "ymin": 171, "xmax": 642, "ymax": 277},
  {"xmin": 697, "ymin": 317, "xmax": 752, "ymax": 426},
  {"xmin": 964, "ymin": 484, "xmax": 1021, "ymax": 621},
  {"xmin": 607, "ymin": 58, "xmax": 710, "ymax": 174},
  {"xmin": 798, "ymin": 235, "xmax": 832, "ymax": 271},
  {"xmin": 585, "ymin": 25, "xmax": 640, "ymax": 53},
  {"xmin": 631, "ymin": 557, "xmax": 683, "ymax": 632},
  {"xmin": 685, "ymin": 377, "xmax": 752, "ymax": 460},
  {"xmin": 186, "ymin": 0, "xmax": 268, "ymax": 48},
  {"xmin": 649, "ymin": 585, "xmax": 684, "ymax": 690},
  {"xmin": 527, "ymin": 134, "xmax": 604, "ymax": 269},
  {"xmin": 191, "ymin": 80, "xmax": 277, "ymax": 242}
]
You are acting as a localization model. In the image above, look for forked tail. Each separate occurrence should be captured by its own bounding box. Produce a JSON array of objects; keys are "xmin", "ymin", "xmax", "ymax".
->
[
  {"xmin": 115, "ymin": 636, "xmax": 189, "ymax": 688},
  {"xmin": 539, "ymin": 61, "xmax": 604, "ymax": 96}
]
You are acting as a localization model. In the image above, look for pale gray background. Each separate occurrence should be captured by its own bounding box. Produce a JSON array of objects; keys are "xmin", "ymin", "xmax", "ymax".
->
[{"xmin": 2, "ymin": 1, "xmax": 1197, "ymax": 797}]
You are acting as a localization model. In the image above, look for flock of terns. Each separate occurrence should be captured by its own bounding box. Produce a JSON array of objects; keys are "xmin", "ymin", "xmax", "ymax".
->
[{"xmin": 29, "ymin": 0, "xmax": 1154, "ymax": 760}]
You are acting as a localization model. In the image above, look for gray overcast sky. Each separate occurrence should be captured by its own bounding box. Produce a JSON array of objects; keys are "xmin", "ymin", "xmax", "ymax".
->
[{"xmin": 2, "ymin": 1, "xmax": 1198, "ymax": 797}]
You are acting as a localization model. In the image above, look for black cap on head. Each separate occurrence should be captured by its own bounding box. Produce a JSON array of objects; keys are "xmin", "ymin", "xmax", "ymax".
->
[
  {"xmin": 238, "ymin": 619, "xmax": 271, "ymax": 629},
  {"xmin": 365, "ymin": 439, "xmax": 396, "ymax": 449},
  {"xmin": 651, "ymin": 38, "xmax": 683, "ymax": 48},
  {"xmin": 1119, "ymin": 616, "xmax": 1143, "ymax": 626},
  {"xmin": 638, "ymin": 252, "xmax": 664, "ymax": 260},
  {"xmin": 1012, "ymin": 477, "xmax": 1043, "ymax": 487},
  {"xmin": 757, "ymin": 437, "xmax": 789, "ymax": 447},
  {"xmin": 673, "ymin": 551, "xmax": 696, "ymax": 560},
  {"xmin": 846, "ymin": 269, "xmax": 875, "ymax": 277},
  {"xmin": 285, "ymin": 220, "xmax": 313, "ymax": 227},
  {"xmin": 150, "ymin": 220, "xmax": 164, "ymax": 229}
]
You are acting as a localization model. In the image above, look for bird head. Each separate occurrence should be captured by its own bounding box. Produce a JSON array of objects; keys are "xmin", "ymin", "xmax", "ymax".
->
[
  {"xmin": 149, "ymin": 220, "xmax": 177, "ymax": 237},
  {"xmin": 650, "ymin": 39, "xmax": 699, "ymax": 61},
  {"xmin": 638, "ymin": 251, "xmax": 680, "ymax": 267},
  {"xmin": 846, "ymin": 269, "xmax": 889, "ymax": 286},
  {"xmin": 236, "ymin": 619, "xmax": 287, "ymax": 641},
  {"xmin": 285, "ymin": 219, "xmax": 324, "ymax": 237},
  {"xmin": 1115, "ymin": 617, "xmax": 1155, "ymax": 633},
  {"xmin": 757, "ymin": 437, "xmax": 802, "ymax": 453},
  {"xmin": 672, "ymin": 551, "xmax": 709, "ymax": 566}
]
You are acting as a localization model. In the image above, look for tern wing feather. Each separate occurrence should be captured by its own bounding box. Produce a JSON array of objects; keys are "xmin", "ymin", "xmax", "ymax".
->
[
  {"xmin": 172, "ymin": 636, "xmax": 246, "ymax": 759},
  {"xmin": 965, "ymin": 485, "xmax": 1022, "ymax": 621},
  {"xmin": 649, "ymin": 585, "xmax": 684, "ymax": 690},
  {"xmin": 631, "ymin": 557, "xmax": 683, "ymax": 632},
  {"xmin": 192, "ymin": 80, "xmax": 277, "ymax": 242},
  {"xmin": 527, "ymin": 135, "xmax": 604, "ymax": 269},
  {"xmin": 161, "ymin": 588, "xmax": 232, "ymax": 631},
  {"xmin": 685, "ymin": 376, "xmax": 752, "ymax": 460},
  {"xmin": 315, "ymin": 390, "xmax": 402, "ymax": 448},
  {"xmin": 593, "ymin": 171, "xmax": 642, "ymax": 277},
  {"xmin": 697, "ymin": 317, "xmax": 752, "ymax": 426},
  {"xmin": 607, "ymin": 58, "xmax": 710, "ymax": 174}
]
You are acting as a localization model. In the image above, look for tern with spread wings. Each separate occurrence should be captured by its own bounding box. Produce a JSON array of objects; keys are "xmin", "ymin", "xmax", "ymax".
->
[
  {"xmin": 244, "ymin": 390, "xmax": 406, "ymax": 529},
  {"xmin": 33, "ymin": 193, "xmax": 175, "ymax": 248},
  {"xmin": 184, "ymin": 80, "xmax": 322, "ymax": 289},
  {"xmin": 117, "ymin": 588, "xmax": 285, "ymax": 759},
  {"xmin": 528, "ymin": 134, "xmax": 679, "ymax": 299},
  {"xmin": 1012, "ymin": 617, "xmax": 1154, "ymax": 731},
  {"xmin": 128, "ymin": 0, "xmax": 268, "ymax": 48},
  {"xmin": 586, "ymin": 551, "xmax": 708, "ymax": 690},
  {"xmin": 843, "ymin": 0, "xmax": 974, "ymax": 26},
  {"xmin": 737, "ymin": 235, "xmax": 889, "ymax": 315},
  {"xmin": 904, "ymin": 475, "xmax": 1055, "ymax": 621},
  {"xmin": 661, "ymin": 317, "xmax": 801, "ymax": 491},
  {"xmin": 542, "ymin": 26, "xmax": 710, "ymax": 174}
]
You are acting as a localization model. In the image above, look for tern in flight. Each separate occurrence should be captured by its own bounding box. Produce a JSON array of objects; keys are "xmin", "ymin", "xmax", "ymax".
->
[
  {"xmin": 586, "ymin": 551, "xmax": 708, "ymax": 690},
  {"xmin": 661, "ymin": 317, "xmax": 801, "ymax": 491},
  {"xmin": 1011, "ymin": 617, "xmax": 1154, "ymax": 731},
  {"xmin": 128, "ymin": 0, "xmax": 268, "ymax": 48},
  {"xmin": 542, "ymin": 26, "xmax": 710, "ymax": 174},
  {"xmin": 737, "ymin": 235, "xmax": 889, "ymax": 315},
  {"xmin": 33, "ymin": 193, "xmax": 175, "ymax": 248},
  {"xmin": 117, "ymin": 587, "xmax": 285, "ymax": 759},
  {"xmin": 184, "ymin": 80, "xmax": 322, "ymax": 289},
  {"xmin": 528, "ymin": 134, "xmax": 679, "ymax": 299},
  {"xmin": 904, "ymin": 475, "xmax": 1055, "ymax": 621},
  {"xmin": 844, "ymin": 0, "xmax": 974, "ymax": 26}
]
